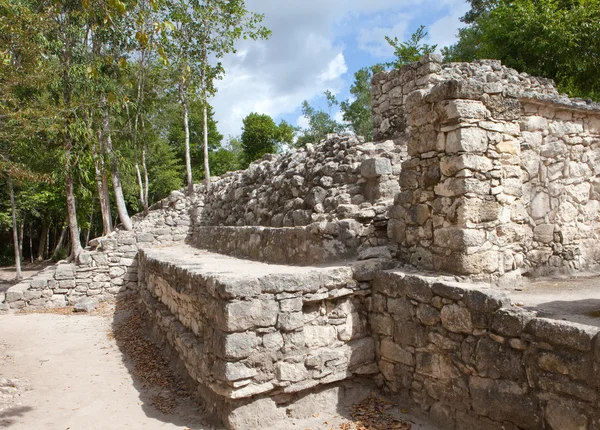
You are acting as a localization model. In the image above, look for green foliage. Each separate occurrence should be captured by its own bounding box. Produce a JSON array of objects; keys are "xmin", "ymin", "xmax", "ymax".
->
[
  {"xmin": 340, "ymin": 64, "xmax": 385, "ymax": 141},
  {"xmin": 385, "ymin": 25, "xmax": 437, "ymax": 68},
  {"xmin": 443, "ymin": 0, "xmax": 600, "ymax": 101},
  {"xmin": 166, "ymin": 99, "xmax": 224, "ymax": 177},
  {"xmin": 296, "ymin": 92, "xmax": 345, "ymax": 146},
  {"xmin": 241, "ymin": 113, "xmax": 295, "ymax": 166}
]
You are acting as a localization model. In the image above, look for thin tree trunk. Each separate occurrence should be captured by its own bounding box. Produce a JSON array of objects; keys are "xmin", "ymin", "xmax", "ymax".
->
[
  {"xmin": 201, "ymin": 46, "xmax": 211, "ymax": 190},
  {"xmin": 85, "ymin": 210, "xmax": 93, "ymax": 247},
  {"xmin": 45, "ymin": 226, "xmax": 50, "ymax": 259},
  {"xmin": 8, "ymin": 174, "xmax": 22, "ymax": 281},
  {"xmin": 18, "ymin": 216, "xmax": 24, "ymax": 264},
  {"xmin": 62, "ymin": 28, "xmax": 83, "ymax": 261},
  {"xmin": 103, "ymin": 106, "xmax": 133, "ymax": 230},
  {"xmin": 179, "ymin": 81, "xmax": 193, "ymax": 196},
  {"xmin": 65, "ymin": 167, "xmax": 83, "ymax": 260},
  {"xmin": 37, "ymin": 221, "xmax": 48, "ymax": 261},
  {"xmin": 28, "ymin": 224, "xmax": 32, "ymax": 263},
  {"xmin": 142, "ymin": 142, "xmax": 149, "ymax": 212},
  {"xmin": 93, "ymin": 125, "xmax": 113, "ymax": 235},
  {"xmin": 53, "ymin": 224, "xmax": 67, "ymax": 254}
]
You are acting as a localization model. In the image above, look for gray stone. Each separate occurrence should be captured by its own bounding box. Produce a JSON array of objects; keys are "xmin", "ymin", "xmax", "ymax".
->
[
  {"xmin": 361, "ymin": 158, "xmax": 392, "ymax": 178},
  {"xmin": 73, "ymin": 297, "xmax": 99, "ymax": 312}
]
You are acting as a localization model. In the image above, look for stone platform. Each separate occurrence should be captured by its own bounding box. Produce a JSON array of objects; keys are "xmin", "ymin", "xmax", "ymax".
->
[{"xmin": 137, "ymin": 245, "xmax": 378, "ymax": 429}]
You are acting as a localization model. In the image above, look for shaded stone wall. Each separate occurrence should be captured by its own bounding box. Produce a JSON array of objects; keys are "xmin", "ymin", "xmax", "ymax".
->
[
  {"xmin": 377, "ymin": 55, "xmax": 600, "ymax": 282},
  {"xmin": 371, "ymin": 270, "xmax": 600, "ymax": 430}
]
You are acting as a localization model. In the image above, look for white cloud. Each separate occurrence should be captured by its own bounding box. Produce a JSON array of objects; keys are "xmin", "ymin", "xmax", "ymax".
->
[
  {"xmin": 357, "ymin": 17, "xmax": 412, "ymax": 58},
  {"xmin": 333, "ymin": 110, "xmax": 345, "ymax": 124},
  {"xmin": 426, "ymin": 1, "xmax": 470, "ymax": 50},
  {"xmin": 296, "ymin": 115, "xmax": 309, "ymax": 129},
  {"xmin": 318, "ymin": 53, "xmax": 348, "ymax": 83},
  {"xmin": 210, "ymin": 0, "xmax": 470, "ymax": 138}
]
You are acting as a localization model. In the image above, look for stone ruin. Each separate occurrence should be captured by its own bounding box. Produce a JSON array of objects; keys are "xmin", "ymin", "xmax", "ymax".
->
[{"xmin": 3, "ymin": 55, "xmax": 600, "ymax": 429}]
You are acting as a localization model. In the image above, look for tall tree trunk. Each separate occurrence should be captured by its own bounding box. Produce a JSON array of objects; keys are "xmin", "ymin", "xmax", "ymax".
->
[
  {"xmin": 201, "ymin": 47, "xmax": 211, "ymax": 190},
  {"xmin": 85, "ymin": 210, "xmax": 93, "ymax": 247},
  {"xmin": 62, "ymin": 28, "xmax": 83, "ymax": 261},
  {"xmin": 18, "ymin": 216, "xmax": 24, "ymax": 264},
  {"xmin": 53, "ymin": 224, "xmax": 67, "ymax": 254},
  {"xmin": 29, "ymin": 225, "xmax": 33, "ymax": 263},
  {"xmin": 142, "ymin": 142, "xmax": 149, "ymax": 212},
  {"xmin": 179, "ymin": 81, "xmax": 193, "ymax": 196},
  {"xmin": 37, "ymin": 221, "xmax": 49, "ymax": 261},
  {"xmin": 103, "ymin": 106, "xmax": 133, "ymax": 231},
  {"xmin": 93, "ymin": 125, "xmax": 113, "ymax": 236},
  {"xmin": 65, "ymin": 166, "xmax": 83, "ymax": 260},
  {"xmin": 8, "ymin": 174, "xmax": 22, "ymax": 281}
]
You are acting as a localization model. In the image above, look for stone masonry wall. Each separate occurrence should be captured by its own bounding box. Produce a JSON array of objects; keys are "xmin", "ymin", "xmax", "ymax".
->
[
  {"xmin": 137, "ymin": 246, "xmax": 377, "ymax": 428},
  {"xmin": 371, "ymin": 270, "xmax": 600, "ymax": 430},
  {"xmin": 193, "ymin": 133, "xmax": 406, "ymax": 263},
  {"xmin": 375, "ymin": 55, "xmax": 600, "ymax": 282},
  {"xmin": 1, "ymin": 190, "xmax": 194, "ymax": 310}
]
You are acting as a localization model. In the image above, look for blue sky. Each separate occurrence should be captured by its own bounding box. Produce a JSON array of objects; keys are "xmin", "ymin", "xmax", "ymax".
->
[{"xmin": 211, "ymin": 0, "xmax": 470, "ymax": 140}]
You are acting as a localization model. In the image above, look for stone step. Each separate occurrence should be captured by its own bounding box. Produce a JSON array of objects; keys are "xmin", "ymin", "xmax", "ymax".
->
[{"xmin": 193, "ymin": 222, "xmax": 366, "ymax": 265}]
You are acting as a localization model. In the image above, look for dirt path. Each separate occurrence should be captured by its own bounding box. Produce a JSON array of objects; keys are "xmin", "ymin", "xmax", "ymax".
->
[
  {"xmin": 0, "ymin": 306, "xmax": 438, "ymax": 430},
  {"xmin": 0, "ymin": 310, "xmax": 209, "ymax": 430}
]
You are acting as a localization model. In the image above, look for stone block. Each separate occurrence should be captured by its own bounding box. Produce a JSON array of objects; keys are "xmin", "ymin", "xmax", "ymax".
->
[
  {"xmin": 226, "ymin": 398, "xmax": 286, "ymax": 430},
  {"xmin": 224, "ymin": 297, "xmax": 279, "ymax": 332},
  {"xmin": 545, "ymin": 399, "xmax": 588, "ymax": 430},
  {"xmin": 304, "ymin": 326, "xmax": 337, "ymax": 348},
  {"xmin": 525, "ymin": 318, "xmax": 599, "ymax": 352},
  {"xmin": 446, "ymin": 127, "xmax": 488, "ymax": 154},
  {"xmin": 444, "ymin": 99, "xmax": 489, "ymax": 121},
  {"xmin": 276, "ymin": 361, "xmax": 309, "ymax": 382},
  {"xmin": 222, "ymin": 332, "xmax": 260, "ymax": 359},
  {"xmin": 360, "ymin": 158, "xmax": 392, "ymax": 179},
  {"xmin": 441, "ymin": 304, "xmax": 473, "ymax": 334},
  {"xmin": 55, "ymin": 264, "xmax": 75, "ymax": 280},
  {"xmin": 469, "ymin": 377, "xmax": 541, "ymax": 429},
  {"xmin": 491, "ymin": 308, "xmax": 534, "ymax": 337}
]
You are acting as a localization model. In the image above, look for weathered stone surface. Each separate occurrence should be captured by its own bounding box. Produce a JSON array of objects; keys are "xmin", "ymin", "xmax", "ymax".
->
[
  {"xmin": 361, "ymin": 157, "xmax": 392, "ymax": 178},
  {"xmin": 440, "ymin": 304, "xmax": 473, "ymax": 334},
  {"xmin": 73, "ymin": 297, "xmax": 99, "ymax": 312},
  {"xmin": 526, "ymin": 318, "xmax": 599, "ymax": 352}
]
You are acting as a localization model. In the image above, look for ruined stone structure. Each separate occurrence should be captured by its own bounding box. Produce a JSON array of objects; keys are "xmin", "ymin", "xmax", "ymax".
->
[
  {"xmin": 3, "ymin": 55, "xmax": 600, "ymax": 429},
  {"xmin": 374, "ymin": 56, "xmax": 600, "ymax": 284}
]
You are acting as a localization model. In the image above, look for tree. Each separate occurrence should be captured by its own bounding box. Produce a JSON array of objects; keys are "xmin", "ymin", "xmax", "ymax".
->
[
  {"xmin": 385, "ymin": 25, "xmax": 437, "ymax": 68},
  {"xmin": 166, "ymin": 0, "xmax": 270, "ymax": 193},
  {"xmin": 240, "ymin": 113, "xmax": 295, "ymax": 165},
  {"xmin": 340, "ymin": 64, "xmax": 385, "ymax": 141},
  {"xmin": 296, "ymin": 91, "xmax": 345, "ymax": 146},
  {"xmin": 443, "ymin": 0, "xmax": 600, "ymax": 101}
]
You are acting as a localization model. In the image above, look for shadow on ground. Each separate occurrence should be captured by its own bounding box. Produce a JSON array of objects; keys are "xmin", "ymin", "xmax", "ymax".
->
[
  {"xmin": 522, "ymin": 298, "xmax": 600, "ymax": 327},
  {"xmin": 111, "ymin": 295, "xmax": 214, "ymax": 429},
  {"xmin": 0, "ymin": 406, "xmax": 33, "ymax": 428}
]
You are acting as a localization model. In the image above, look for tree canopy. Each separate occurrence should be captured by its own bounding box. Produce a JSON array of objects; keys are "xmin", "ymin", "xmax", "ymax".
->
[{"xmin": 443, "ymin": 0, "xmax": 600, "ymax": 101}]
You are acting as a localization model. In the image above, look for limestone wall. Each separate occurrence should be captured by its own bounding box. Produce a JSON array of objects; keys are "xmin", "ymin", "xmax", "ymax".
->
[
  {"xmin": 2, "ymin": 190, "xmax": 193, "ymax": 310},
  {"xmin": 193, "ymin": 133, "xmax": 406, "ymax": 262},
  {"xmin": 137, "ymin": 246, "xmax": 377, "ymax": 428},
  {"xmin": 519, "ymin": 98, "xmax": 600, "ymax": 274},
  {"xmin": 371, "ymin": 270, "xmax": 600, "ymax": 430},
  {"xmin": 377, "ymin": 55, "xmax": 600, "ymax": 281}
]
